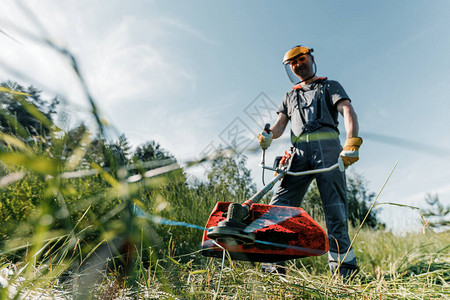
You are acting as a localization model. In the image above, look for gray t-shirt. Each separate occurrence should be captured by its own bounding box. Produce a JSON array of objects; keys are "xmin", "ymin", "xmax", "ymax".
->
[{"xmin": 277, "ymin": 78, "xmax": 350, "ymax": 140}]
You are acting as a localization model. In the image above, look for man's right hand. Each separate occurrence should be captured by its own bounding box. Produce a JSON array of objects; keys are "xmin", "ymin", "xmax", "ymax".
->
[{"xmin": 258, "ymin": 130, "xmax": 273, "ymax": 150}]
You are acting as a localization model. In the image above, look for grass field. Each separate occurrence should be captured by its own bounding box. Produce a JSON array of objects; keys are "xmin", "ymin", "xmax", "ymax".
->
[
  {"xmin": 0, "ymin": 212, "xmax": 448, "ymax": 299},
  {"xmin": 128, "ymin": 228, "xmax": 449, "ymax": 300}
]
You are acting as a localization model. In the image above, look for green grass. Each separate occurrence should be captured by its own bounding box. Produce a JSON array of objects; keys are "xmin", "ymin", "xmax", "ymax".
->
[{"xmin": 1, "ymin": 221, "xmax": 448, "ymax": 299}]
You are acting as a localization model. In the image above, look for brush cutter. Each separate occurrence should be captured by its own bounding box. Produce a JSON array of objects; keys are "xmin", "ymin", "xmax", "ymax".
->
[{"xmin": 201, "ymin": 124, "xmax": 345, "ymax": 262}]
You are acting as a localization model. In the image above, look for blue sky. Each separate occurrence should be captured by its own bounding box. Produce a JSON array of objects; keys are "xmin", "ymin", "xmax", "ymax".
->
[{"xmin": 1, "ymin": 0, "xmax": 450, "ymax": 232}]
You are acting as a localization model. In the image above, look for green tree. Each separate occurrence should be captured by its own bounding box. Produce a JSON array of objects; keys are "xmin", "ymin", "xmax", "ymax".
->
[
  {"xmin": 50, "ymin": 123, "xmax": 110, "ymax": 170},
  {"xmin": 423, "ymin": 193, "xmax": 449, "ymax": 231},
  {"xmin": 132, "ymin": 141, "xmax": 173, "ymax": 164},
  {"xmin": 0, "ymin": 81, "xmax": 59, "ymax": 138},
  {"xmin": 302, "ymin": 180, "xmax": 323, "ymax": 220},
  {"xmin": 105, "ymin": 134, "xmax": 132, "ymax": 167},
  {"xmin": 347, "ymin": 173, "xmax": 383, "ymax": 229},
  {"xmin": 302, "ymin": 172, "xmax": 384, "ymax": 229},
  {"xmin": 206, "ymin": 152, "xmax": 257, "ymax": 202}
]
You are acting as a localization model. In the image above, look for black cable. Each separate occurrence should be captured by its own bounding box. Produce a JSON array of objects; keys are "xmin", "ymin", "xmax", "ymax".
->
[{"xmin": 261, "ymin": 150, "xmax": 266, "ymax": 186}]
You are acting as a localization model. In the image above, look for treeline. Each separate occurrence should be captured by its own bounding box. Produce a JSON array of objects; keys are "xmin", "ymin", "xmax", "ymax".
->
[{"xmin": 0, "ymin": 81, "xmax": 385, "ymax": 261}]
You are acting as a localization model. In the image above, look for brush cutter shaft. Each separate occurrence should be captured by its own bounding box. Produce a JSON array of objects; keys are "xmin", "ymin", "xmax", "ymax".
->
[
  {"xmin": 248, "ymin": 171, "xmax": 286, "ymax": 204},
  {"xmin": 262, "ymin": 162, "xmax": 339, "ymax": 176},
  {"xmin": 252, "ymin": 155, "xmax": 342, "ymax": 206}
]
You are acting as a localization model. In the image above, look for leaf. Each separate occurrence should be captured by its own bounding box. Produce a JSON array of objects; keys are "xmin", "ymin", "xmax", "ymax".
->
[
  {"xmin": 14, "ymin": 94, "xmax": 53, "ymax": 129},
  {"xmin": 0, "ymin": 152, "xmax": 57, "ymax": 175},
  {"xmin": 0, "ymin": 132, "xmax": 32, "ymax": 153},
  {"xmin": 0, "ymin": 87, "xmax": 31, "ymax": 96},
  {"xmin": 166, "ymin": 256, "xmax": 181, "ymax": 265},
  {"xmin": 189, "ymin": 270, "xmax": 207, "ymax": 275},
  {"xmin": 90, "ymin": 162, "xmax": 119, "ymax": 189}
]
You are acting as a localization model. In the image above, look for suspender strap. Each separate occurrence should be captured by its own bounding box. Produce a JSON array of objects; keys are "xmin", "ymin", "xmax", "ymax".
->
[
  {"xmin": 295, "ymin": 83, "xmax": 327, "ymax": 133},
  {"xmin": 295, "ymin": 89, "xmax": 307, "ymax": 125}
]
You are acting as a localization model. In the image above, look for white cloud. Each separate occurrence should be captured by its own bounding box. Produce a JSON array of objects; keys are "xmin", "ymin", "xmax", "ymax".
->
[
  {"xmin": 158, "ymin": 16, "xmax": 218, "ymax": 45},
  {"xmin": 80, "ymin": 18, "xmax": 196, "ymax": 106},
  {"xmin": 0, "ymin": 0, "xmax": 202, "ymax": 145}
]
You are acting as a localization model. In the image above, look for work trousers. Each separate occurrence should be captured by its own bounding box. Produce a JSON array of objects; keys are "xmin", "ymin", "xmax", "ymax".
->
[{"xmin": 270, "ymin": 128, "xmax": 358, "ymax": 269}]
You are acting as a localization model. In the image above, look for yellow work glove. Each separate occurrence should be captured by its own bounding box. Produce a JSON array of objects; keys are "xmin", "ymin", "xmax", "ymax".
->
[
  {"xmin": 258, "ymin": 130, "xmax": 273, "ymax": 150},
  {"xmin": 340, "ymin": 137, "xmax": 363, "ymax": 167}
]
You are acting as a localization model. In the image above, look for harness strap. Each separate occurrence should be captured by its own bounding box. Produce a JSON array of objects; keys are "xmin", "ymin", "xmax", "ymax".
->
[{"xmin": 293, "ymin": 81, "xmax": 327, "ymax": 144}]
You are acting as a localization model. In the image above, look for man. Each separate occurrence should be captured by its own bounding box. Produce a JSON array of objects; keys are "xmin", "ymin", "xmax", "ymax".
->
[{"xmin": 258, "ymin": 45, "xmax": 362, "ymax": 279}]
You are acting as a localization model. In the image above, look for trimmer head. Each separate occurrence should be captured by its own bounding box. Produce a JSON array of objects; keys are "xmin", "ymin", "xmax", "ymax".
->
[
  {"xmin": 207, "ymin": 220, "xmax": 255, "ymax": 245},
  {"xmin": 202, "ymin": 202, "xmax": 329, "ymax": 262},
  {"xmin": 206, "ymin": 203, "xmax": 255, "ymax": 245}
]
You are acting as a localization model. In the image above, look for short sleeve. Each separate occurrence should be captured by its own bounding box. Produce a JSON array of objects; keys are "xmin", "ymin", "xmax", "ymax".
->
[
  {"xmin": 326, "ymin": 80, "xmax": 350, "ymax": 106},
  {"xmin": 277, "ymin": 93, "xmax": 290, "ymax": 118}
]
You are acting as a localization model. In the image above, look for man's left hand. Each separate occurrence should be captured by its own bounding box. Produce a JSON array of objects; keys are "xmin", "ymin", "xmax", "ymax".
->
[{"xmin": 340, "ymin": 137, "xmax": 363, "ymax": 167}]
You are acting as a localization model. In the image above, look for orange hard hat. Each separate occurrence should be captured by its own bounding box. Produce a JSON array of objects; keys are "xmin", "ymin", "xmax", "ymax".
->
[{"xmin": 282, "ymin": 45, "xmax": 314, "ymax": 65}]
